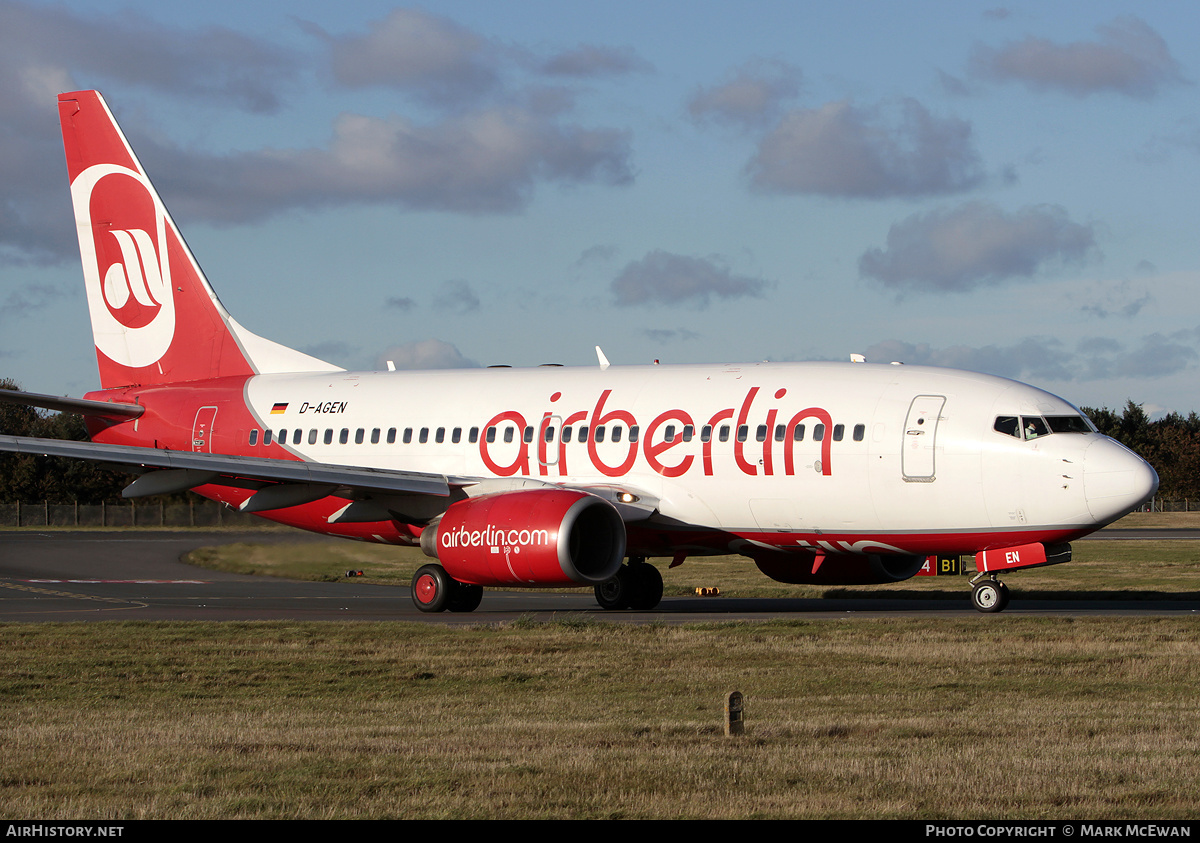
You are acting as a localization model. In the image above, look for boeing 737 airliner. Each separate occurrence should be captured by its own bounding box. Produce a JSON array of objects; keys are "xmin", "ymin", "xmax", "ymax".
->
[{"xmin": 0, "ymin": 91, "xmax": 1159, "ymax": 613}]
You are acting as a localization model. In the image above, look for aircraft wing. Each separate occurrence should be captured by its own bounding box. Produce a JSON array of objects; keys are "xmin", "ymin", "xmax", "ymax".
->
[
  {"xmin": 0, "ymin": 434, "xmax": 450, "ymax": 499},
  {"xmin": 0, "ymin": 434, "xmax": 659, "ymax": 522}
]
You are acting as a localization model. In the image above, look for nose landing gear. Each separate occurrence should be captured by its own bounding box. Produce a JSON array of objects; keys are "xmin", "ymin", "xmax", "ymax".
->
[{"xmin": 969, "ymin": 573, "xmax": 1010, "ymax": 613}]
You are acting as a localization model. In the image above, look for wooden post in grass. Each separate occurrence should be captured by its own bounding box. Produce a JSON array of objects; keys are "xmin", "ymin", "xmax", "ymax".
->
[{"xmin": 725, "ymin": 691, "xmax": 744, "ymax": 736}]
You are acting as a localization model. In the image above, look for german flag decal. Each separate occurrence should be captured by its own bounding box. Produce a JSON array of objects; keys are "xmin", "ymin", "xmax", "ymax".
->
[{"xmin": 270, "ymin": 402, "xmax": 288, "ymax": 415}]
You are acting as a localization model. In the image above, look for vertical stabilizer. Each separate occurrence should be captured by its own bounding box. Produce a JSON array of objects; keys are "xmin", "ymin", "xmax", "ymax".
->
[{"xmin": 57, "ymin": 90, "xmax": 340, "ymax": 389}]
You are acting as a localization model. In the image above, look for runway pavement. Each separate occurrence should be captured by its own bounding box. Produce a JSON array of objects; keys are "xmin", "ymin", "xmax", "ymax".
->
[{"xmin": 0, "ymin": 528, "xmax": 1197, "ymax": 623}]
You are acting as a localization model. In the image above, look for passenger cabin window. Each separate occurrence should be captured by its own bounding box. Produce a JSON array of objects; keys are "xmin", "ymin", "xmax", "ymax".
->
[
  {"xmin": 371, "ymin": 428, "xmax": 380, "ymax": 444},
  {"xmin": 832, "ymin": 424, "xmax": 844, "ymax": 442},
  {"xmin": 248, "ymin": 430, "xmax": 259, "ymax": 446},
  {"xmin": 435, "ymin": 428, "xmax": 445, "ymax": 444},
  {"xmin": 813, "ymin": 424, "xmax": 825, "ymax": 442},
  {"xmin": 356, "ymin": 428, "xmax": 365, "ymax": 444},
  {"xmin": 339, "ymin": 429, "xmax": 349, "ymax": 445},
  {"xmin": 853, "ymin": 424, "xmax": 865, "ymax": 442},
  {"xmin": 387, "ymin": 428, "xmax": 396, "ymax": 444},
  {"xmin": 452, "ymin": 428, "xmax": 462, "ymax": 444},
  {"xmin": 419, "ymin": 428, "xmax": 429, "ymax": 444},
  {"xmin": 309, "ymin": 429, "xmax": 318, "ymax": 445},
  {"xmin": 324, "ymin": 429, "xmax": 333, "ymax": 445},
  {"xmin": 469, "ymin": 427, "xmax": 479, "ymax": 444},
  {"xmin": 404, "ymin": 428, "xmax": 413, "ymax": 444}
]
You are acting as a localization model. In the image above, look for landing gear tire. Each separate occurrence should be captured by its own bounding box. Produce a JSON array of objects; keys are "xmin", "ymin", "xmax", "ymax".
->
[
  {"xmin": 628, "ymin": 562, "xmax": 663, "ymax": 610},
  {"xmin": 412, "ymin": 564, "xmax": 455, "ymax": 613},
  {"xmin": 971, "ymin": 579, "xmax": 1009, "ymax": 613},
  {"xmin": 595, "ymin": 560, "xmax": 663, "ymax": 611},
  {"xmin": 448, "ymin": 583, "xmax": 483, "ymax": 613},
  {"xmin": 594, "ymin": 566, "xmax": 633, "ymax": 610}
]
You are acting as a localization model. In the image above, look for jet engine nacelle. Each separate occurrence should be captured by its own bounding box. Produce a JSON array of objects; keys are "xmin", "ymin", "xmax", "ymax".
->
[
  {"xmin": 420, "ymin": 489, "xmax": 626, "ymax": 587},
  {"xmin": 753, "ymin": 551, "xmax": 927, "ymax": 585}
]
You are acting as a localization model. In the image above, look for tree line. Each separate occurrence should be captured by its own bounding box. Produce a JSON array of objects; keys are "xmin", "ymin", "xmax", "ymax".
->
[{"xmin": 1, "ymin": 380, "xmax": 1195, "ymax": 502}]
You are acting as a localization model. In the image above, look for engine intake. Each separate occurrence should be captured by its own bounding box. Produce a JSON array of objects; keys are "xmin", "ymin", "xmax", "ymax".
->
[{"xmin": 421, "ymin": 489, "xmax": 626, "ymax": 587}]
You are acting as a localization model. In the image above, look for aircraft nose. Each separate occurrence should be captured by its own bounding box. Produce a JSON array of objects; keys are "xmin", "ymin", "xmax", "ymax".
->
[{"xmin": 1082, "ymin": 436, "xmax": 1159, "ymax": 523}]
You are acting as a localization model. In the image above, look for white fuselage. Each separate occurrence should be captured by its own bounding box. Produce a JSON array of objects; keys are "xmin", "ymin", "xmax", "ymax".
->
[{"xmin": 235, "ymin": 361, "xmax": 1155, "ymax": 553}]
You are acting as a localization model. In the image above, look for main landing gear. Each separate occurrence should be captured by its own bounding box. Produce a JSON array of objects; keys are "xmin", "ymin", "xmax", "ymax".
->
[
  {"xmin": 411, "ymin": 564, "xmax": 483, "ymax": 613},
  {"xmin": 968, "ymin": 573, "xmax": 1010, "ymax": 613},
  {"xmin": 594, "ymin": 557, "xmax": 664, "ymax": 610}
]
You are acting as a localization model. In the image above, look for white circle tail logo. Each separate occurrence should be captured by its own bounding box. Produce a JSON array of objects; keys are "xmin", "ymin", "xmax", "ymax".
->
[{"xmin": 72, "ymin": 163, "xmax": 176, "ymax": 369}]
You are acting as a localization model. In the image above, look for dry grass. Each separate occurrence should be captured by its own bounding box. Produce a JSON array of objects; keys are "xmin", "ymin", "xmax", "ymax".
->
[{"xmin": 1, "ymin": 618, "xmax": 1199, "ymax": 819}]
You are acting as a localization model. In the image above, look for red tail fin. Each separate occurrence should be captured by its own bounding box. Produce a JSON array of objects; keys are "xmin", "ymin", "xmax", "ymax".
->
[{"xmin": 58, "ymin": 91, "xmax": 339, "ymax": 389}]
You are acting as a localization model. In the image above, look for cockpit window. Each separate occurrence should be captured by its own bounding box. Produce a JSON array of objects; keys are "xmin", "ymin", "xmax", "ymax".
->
[
  {"xmin": 1022, "ymin": 417, "xmax": 1049, "ymax": 439},
  {"xmin": 1045, "ymin": 415, "xmax": 1092, "ymax": 434},
  {"xmin": 996, "ymin": 413, "xmax": 1094, "ymax": 441},
  {"xmin": 993, "ymin": 416, "xmax": 1020, "ymax": 438}
]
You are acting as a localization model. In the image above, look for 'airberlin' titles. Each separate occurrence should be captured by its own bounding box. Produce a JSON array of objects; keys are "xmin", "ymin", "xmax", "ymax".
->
[{"xmin": 479, "ymin": 385, "xmax": 834, "ymax": 480}]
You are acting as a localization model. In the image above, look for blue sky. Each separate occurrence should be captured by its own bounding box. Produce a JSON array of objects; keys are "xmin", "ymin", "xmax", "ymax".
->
[{"xmin": 2, "ymin": 1, "xmax": 1200, "ymax": 416}]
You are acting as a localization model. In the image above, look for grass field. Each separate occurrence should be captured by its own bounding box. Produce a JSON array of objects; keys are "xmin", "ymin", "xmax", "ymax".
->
[
  {"xmin": 2, "ymin": 617, "xmax": 1199, "ymax": 819},
  {"xmin": 1, "ymin": 513, "xmax": 1197, "ymax": 819}
]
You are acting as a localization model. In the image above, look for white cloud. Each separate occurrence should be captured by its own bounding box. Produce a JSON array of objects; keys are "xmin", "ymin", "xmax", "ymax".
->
[
  {"xmin": 747, "ymin": 99, "xmax": 983, "ymax": 198},
  {"xmin": 970, "ymin": 17, "xmax": 1185, "ymax": 98},
  {"xmin": 316, "ymin": 9, "xmax": 498, "ymax": 105},
  {"xmin": 376, "ymin": 339, "xmax": 480, "ymax": 370},
  {"xmin": 433, "ymin": 280, "xmax": 480, "ymax": 314},
  {"xmin": 689, "ymin": 59, "xmax": 801, "ymax": 128},
  {"xmin": 859, "ymin": 202, "xmax": 1096, "ymax": 293},
  {"xmin": 541, "ymin": 45, "xmax": 651, "ymax": 78},
  {"xmin": 612, "ymin": 251, "xmax": 769, "ymax": 307},
  {"xmin": 134, "ymin": 105, "xmax": 633, "ymax": 223}
]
